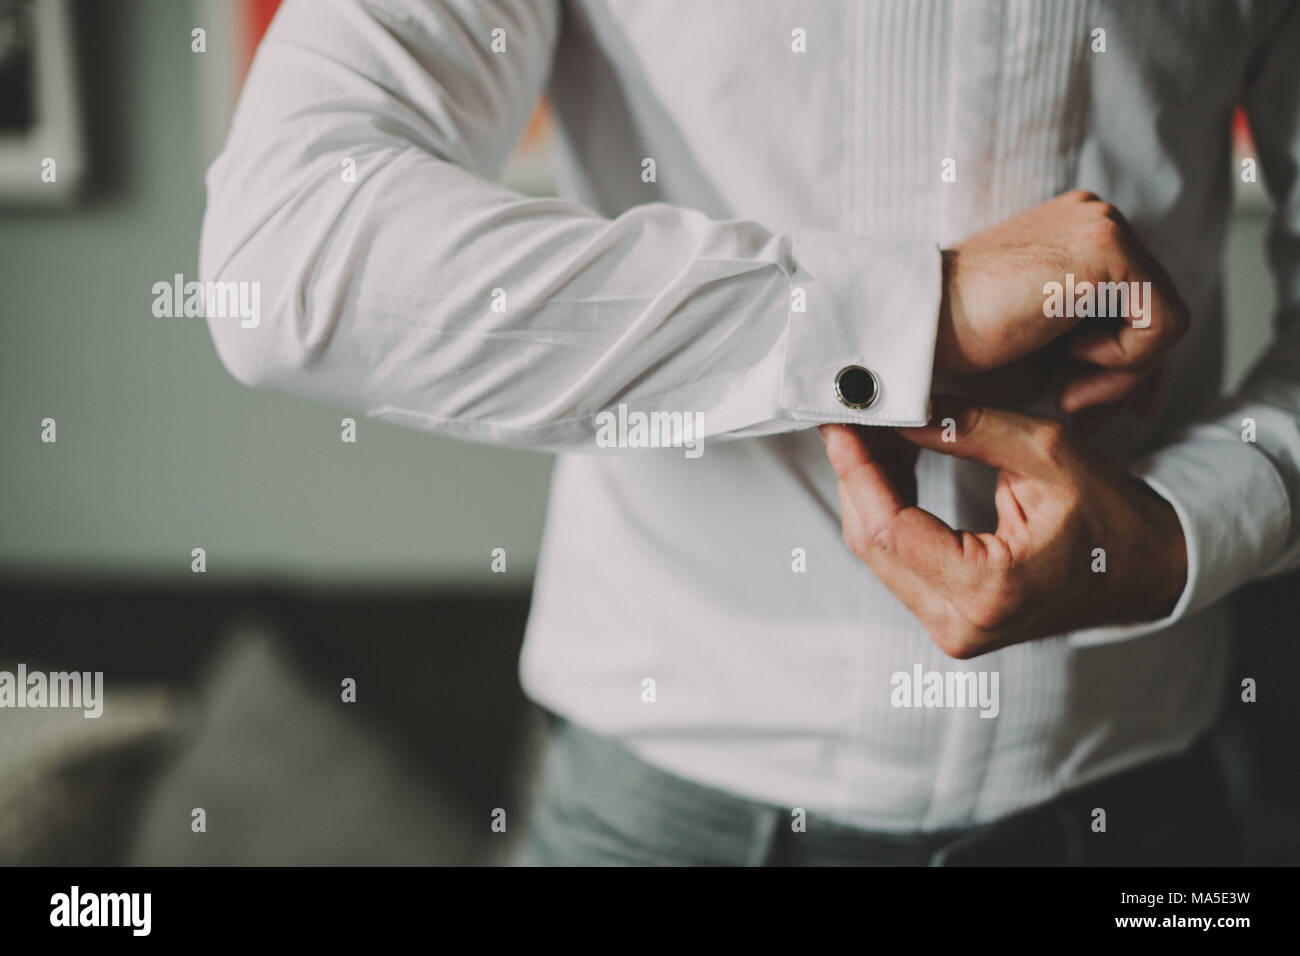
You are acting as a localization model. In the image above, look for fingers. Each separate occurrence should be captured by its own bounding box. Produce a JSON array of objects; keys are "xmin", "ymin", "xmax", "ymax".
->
[
  {"xmin": 1057, "ymin": 366, "xmax": 1147, "ymax": 415},
  {"xmin": 822, "ymin": 400, "xmax": 1102, "ymax": 660},
  {"xmin": 1064, "ymin": 229, "xmax": 1190, "ymax": 372},
  {"xmin": 822, "ymin": 424, "xmax": 921, "ymax": 537},
  {"xmin": 836, "ymin": 482, "xmax": 946, "ymax": 622},
  {"xmin": 1068, "ymin": 401, "xmax": 1125, "ymax": 435},
  {"xmin": 894, "ymin": 397, "xmax": 1073, "ymax": 480},
  {"xmin": 1065, "ymin": 319, "xmax": 1176, "ymax": 370},
  {"xmin": 1133, "ymin": 365, "xmax": 1165, "ymax": 419},
  {"xmin": 834, "ymin": 424, "xmax": 920, "ymax": 505},
  {"xmin": 823, "ymin": 423, "xmax": 984, "ymax": 592},
  {"xmin": 1042, "ymin": 197, "xmax": 1187, "ymax": 414},
  {"xmin": 1058, "ymin": 356, "xmax": 1167, "ymax": 419},
  {"xmin": 822, "ymin": 417, "xmax": 1050, "ymax": 659}
]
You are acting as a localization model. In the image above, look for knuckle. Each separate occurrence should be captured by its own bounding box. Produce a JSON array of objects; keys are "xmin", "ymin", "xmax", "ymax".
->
[
  {"xmin": 1065, "ymin": 188, "xmax": 1101, "ymax": 205},
  {"xmin": 842, "ymin": 521, "xmax": 869, "ymax": 558},
  {"xmin": 1093, "ymin": 200, "xmax": 1121, "ymax": 222},
  {"xmin": 869, "ymin": 522, "xmax": 896, "ymax": 556},
  {"xmin": 844, "ymin": 514, "xmax": 893, "ymax": 560},
  {"xmin": 1057, "ymin": 477, "xmax": 1085, "ymax": 510},
  {"xmin": 964, "ymin": 602, "xmax": 1007, "ymax": 633},
  {"xmin": 1033, "ymin": 419, "xmax": 1073, "ymax": 464},
  {"xmin": 965, "ymin": 570, "xmax": 1024, "ymax": 631},
  {"xmin": 933, "ymin": 622, "xmax": 982, "ymax": 660},
  {"xmin": 1083, "ymin": 213, "xmax": 1125, "ymax": 250},
  {"xmin": 928, "ymin": 617, "xmax": 958, "ymax": 655}
]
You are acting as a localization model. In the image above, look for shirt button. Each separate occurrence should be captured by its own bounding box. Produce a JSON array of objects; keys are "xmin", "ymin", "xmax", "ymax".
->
[{"xmin": 834, "ymin": 365, "xmax": 880, "ymax": 409}]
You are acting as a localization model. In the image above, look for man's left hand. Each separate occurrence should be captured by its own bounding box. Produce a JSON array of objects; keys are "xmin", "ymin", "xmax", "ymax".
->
[{"xmin": 821, "ymin": 398, "xmax": 1188, "ymax": 659}]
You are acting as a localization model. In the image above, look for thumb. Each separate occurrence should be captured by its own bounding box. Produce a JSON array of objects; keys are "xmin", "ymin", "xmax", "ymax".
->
[{"xmin": 821, "ymin": 423, "xmax": 911, "ymax": 537}]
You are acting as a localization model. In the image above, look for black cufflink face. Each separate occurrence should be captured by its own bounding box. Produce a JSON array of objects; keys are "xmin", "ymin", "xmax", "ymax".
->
[{"xmin": 834, "ymin": 365, "xmax": 880, "ymax": 409}]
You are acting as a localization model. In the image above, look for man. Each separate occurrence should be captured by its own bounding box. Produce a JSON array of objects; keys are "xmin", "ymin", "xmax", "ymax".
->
[{"xmin": 200, "ymin": 0, "xmax": 1300, "ymax": 865}]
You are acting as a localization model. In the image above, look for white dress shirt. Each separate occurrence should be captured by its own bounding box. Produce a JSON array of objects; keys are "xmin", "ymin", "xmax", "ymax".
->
[{"xmin": 201, "ymin": 0, "xmax": 1300, "ymax": 830}]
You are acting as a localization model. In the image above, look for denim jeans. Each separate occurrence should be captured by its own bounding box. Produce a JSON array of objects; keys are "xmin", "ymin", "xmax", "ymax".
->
[{"xmin": 514, "ymin": 717, "xmax": 1242, "ymax": 866}]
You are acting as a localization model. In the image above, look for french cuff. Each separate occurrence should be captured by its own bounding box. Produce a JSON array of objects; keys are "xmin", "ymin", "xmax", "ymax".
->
[
  {"xmin": 779, "ymin": 231, "xmax": 942, "ymax": 427},
  {"xmin": 1066, "ymin": 434, "xmax": 1291, "ymax": 649}
]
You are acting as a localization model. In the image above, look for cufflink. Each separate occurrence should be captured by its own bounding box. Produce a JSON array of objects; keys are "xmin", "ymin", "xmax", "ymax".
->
[{"xmin": 834, "ymin": 365, "xmax": 880, "ymax": 409}]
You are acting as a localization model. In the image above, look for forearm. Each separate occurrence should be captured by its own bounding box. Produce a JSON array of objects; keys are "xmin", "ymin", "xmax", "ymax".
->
[{"xmin": 200, "ymin": 0, "xmax": 943, "ymax": 452}]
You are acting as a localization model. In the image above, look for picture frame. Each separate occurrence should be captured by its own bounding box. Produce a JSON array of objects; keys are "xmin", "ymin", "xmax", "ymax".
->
[{"xmin": 0, "ymin": 0, "xmax": 84, "ymax": 203}]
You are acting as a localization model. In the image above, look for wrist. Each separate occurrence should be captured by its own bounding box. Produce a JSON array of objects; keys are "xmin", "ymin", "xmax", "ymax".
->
[
  {"xmin": 1136, "ymin": 479, "xmax": 1188, "ymax": 620},
  {"xmin": 934, "ymin": 249, "xmax": 966, "ymax": 374},
  {"xmin": 934, "ymin": 247, "xmax": 996, "ymax": 377}
]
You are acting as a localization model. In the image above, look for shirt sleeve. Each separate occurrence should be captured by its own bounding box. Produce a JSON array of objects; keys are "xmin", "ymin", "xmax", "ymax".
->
[
  {"xmin": 1068, "ymin": 3, "xmax": 1300, "ymax": 648},
  {"xmin": 198, "ymin": 0, "xmax": 942, "ymax": 454}
]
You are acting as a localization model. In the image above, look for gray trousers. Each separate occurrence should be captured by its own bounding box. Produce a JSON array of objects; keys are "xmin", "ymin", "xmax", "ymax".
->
[{"xmin": 514, "ymin": 717, "xmax": 1241, "ymax": 866}]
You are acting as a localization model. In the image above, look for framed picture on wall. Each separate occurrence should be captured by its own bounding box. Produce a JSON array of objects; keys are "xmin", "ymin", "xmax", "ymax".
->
[{"xmin": 0, "ymin": 0, "xmax": 84, "ymax": 203}]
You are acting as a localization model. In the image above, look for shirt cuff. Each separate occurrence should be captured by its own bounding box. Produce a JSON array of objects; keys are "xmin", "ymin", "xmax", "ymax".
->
[
  {"xmin": 779, "ymin": 230, "xmax": 942, "ymax": 427},
  {"xmin": 1066, "ymin": 431, "xmax": 1291, "ymax": 648}
]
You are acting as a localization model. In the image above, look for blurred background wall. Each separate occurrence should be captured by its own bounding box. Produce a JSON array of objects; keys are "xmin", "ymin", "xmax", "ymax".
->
[
  {"xmin": 1, "ymin": 0, "xmax": 550, "ymax": 866},
  {"xmin": 0, "ymin": 0, "xmax": 1295, "ymax": 865},
  {"xmin": 0, "ymin": 0, "xmax": 555, "ymax": 585}
]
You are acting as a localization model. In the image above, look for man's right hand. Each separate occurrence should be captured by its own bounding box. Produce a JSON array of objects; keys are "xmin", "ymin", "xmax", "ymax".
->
[{"xmin": 933, "ymin": 189, "xmax": 1190, "ymax": 416}]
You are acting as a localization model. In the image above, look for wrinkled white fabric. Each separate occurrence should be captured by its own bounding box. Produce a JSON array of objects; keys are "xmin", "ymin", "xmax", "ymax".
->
[{"xmin": 202, "ymin": 0, "xmax": 1300, "ymax": 830}]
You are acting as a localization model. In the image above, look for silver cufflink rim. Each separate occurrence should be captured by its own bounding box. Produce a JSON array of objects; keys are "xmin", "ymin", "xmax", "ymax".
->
[{"xmin": 834, "ymin": 364, "xmax": 881, "ymax": 410}]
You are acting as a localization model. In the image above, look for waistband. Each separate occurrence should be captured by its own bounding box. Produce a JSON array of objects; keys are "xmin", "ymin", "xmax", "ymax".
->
[{"xmin": 533, "ymin": 717, "xmax": 1238, "ymax": 865}]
